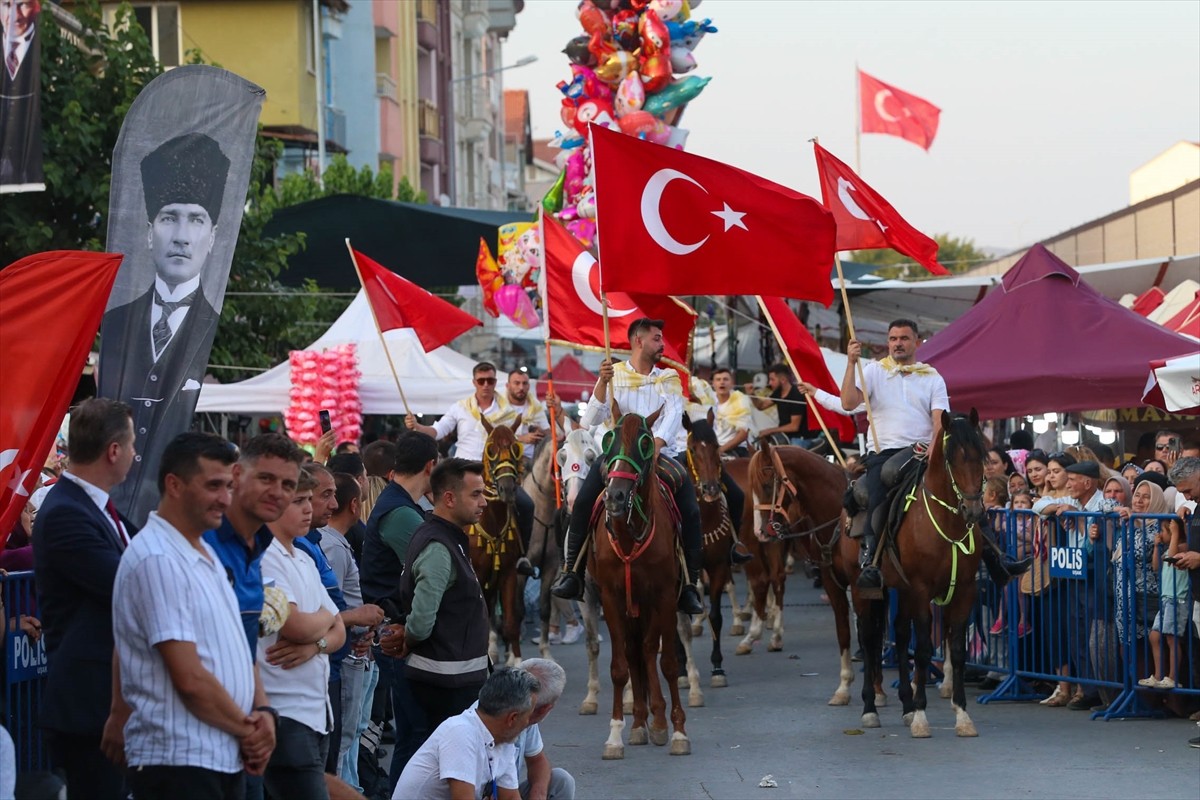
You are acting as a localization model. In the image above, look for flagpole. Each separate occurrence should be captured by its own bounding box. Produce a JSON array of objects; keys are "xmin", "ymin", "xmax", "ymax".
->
[
  {"xmin": 345, "ymin": 239, "xmax": 412, "ymax": 416},
  {"xmin": 543, "ymin": 341, "xmax": 564, "ymax": 509},
  {"xmin": 854, "ymin": 64, "xmax": 862, "ymax": 175},
  {"xmin": 834, "ymin": 251, "xmax": 881, "ymax": 454},
  {"xmin": 755, "ymin": 297, "xmax": 848, "ymax": 470}
]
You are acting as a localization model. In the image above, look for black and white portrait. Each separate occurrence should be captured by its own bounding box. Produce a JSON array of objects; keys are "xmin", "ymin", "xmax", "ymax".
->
[{"xmin": 0, "ymin": 0, "xmax": 44, "ymax": 191}]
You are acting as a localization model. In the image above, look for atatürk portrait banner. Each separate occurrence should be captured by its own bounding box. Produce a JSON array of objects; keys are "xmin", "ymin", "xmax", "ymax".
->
[{"xmin": 99, "ymin": 65, "xmax": 264, "ymax": 524}]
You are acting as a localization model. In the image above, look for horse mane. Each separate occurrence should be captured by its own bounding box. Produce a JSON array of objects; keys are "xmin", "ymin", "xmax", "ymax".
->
[
  {"xmin": 687, "ymin": 416, "xmax": 719, "ymax": 447},
  {"xmin": 942, "ymin": 412, "xmax": 986, "ymax": 462}
]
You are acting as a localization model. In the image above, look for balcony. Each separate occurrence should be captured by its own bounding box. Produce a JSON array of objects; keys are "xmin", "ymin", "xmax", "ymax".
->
[
  {"xmin": 457, "ymin": 83, "xmax": 493, "ymax": 143},
  {"xmin": 418, "ymin": 99, "xmax": 442, "ymax": 165},
  {"xmin": 462, "ymin": 0, "xmax": 488, "ymax": 39},
  {"xmin": 325, "ymin": 107, "xmax": 347, "ymax": 150},
  {"xmin": 416, "ymin": 0, "xmax": 438, "ymax": 49},
  {"xmin": 376, "ymin": 73, "xmax": 397, "ymax": 102}
]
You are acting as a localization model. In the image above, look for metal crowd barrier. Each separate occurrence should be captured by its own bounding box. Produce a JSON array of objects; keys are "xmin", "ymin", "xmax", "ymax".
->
[
  {"xmin": 1, "ymin": 570, "xmax": 48, "ymax": 773},
  {"xmin": 971, "ymin": 509, "xmax": 1198, "ymax": 720}
]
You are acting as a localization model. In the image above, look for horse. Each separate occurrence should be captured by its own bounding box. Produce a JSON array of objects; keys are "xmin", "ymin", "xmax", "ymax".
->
[
  {"xmin": 858, "ymin": 410, "xmax": 988, "ymax": 738},
  {"xmin": 591, "ymin": 407, "xmax": 691, "ymax": 759},
  {"xmin": 468, "ymin": 418, "xmax": 526, "ymax": 665},
  {"xmin": 682, "ymin": 412, "xmax": 737, "ymax": 689},
  {"xmin": 748, "ymin": 441, "xmax": 887, "ymax": 707},
  {"xmin": 522, "ymin": 434, "xmax": 567, "ymax": 661}
]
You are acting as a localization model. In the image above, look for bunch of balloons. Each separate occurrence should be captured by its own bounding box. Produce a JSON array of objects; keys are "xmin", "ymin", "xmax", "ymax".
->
[
  {"xmin": 546, "ymin": 0, "xmax": 717, "ymax": 248},
  {"xmin": 285, "ymin": 344, "xmax": 362, "ymax": 446},
  {"xmin": 477, "ymin": 222, "xmax": 543, "ymax": 329}
]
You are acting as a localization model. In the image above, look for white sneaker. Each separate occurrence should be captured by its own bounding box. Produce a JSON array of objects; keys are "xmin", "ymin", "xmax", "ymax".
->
[
  {"xmin": 561, "ymin": 622, "xmax": 584, "ymax": 645},
  {"xmin": 548, "ymin": 629, "xmax": 562, "ymax": 645},
  {"xmin": 1157, "ymin": 677, "xmax": 1176, "ymax": 689},
  {"xmin": 1138, "ymin": 676, "xmax": 1160, "ymax": 688}
]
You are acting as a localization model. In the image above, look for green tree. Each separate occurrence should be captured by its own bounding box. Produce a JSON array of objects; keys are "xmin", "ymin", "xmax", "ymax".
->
[{"xmin": 850, "ymin": 234, "xmax": 990, "ymax": 279}]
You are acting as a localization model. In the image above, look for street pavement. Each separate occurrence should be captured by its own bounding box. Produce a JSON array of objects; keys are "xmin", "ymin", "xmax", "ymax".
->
[{"xmin": 530, "ymin": 575, "xmax": 1200, "ymax": 800}]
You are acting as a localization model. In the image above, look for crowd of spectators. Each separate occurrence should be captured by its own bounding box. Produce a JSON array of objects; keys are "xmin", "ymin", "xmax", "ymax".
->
[{"xmin": 1, "ymin": 398, "xmax": 577, "ymax": 799}]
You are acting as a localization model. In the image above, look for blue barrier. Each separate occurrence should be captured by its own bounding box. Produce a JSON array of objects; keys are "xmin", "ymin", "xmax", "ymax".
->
[
  {"xmin": 969, "ymin": 509, "xmax": 1198, "ymax": 720},
  {"xmin": 1, "ymin": 570, "xmax": 48, "ymax": 773}
]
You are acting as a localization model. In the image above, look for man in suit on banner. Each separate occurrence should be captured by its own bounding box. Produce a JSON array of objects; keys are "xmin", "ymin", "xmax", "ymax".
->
[
  {"xmin": 0, "ymin": 0, "xmax": 44, "ymax": 189},
  {"xmin": 102, "ymin": 132, "xmax": 227, "ymax": 521}
]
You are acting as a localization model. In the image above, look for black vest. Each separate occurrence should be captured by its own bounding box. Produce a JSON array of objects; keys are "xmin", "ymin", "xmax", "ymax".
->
[
  {"xmin": 361, "ymin": 482, "xmax": 424, "ymax": 610},
  {"xmin": 398, "ymin": 515, "xmax": 489, "ymax": 688}
]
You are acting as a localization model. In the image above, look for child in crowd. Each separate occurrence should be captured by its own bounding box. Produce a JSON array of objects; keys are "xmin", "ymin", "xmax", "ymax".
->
[
  {"xmin": 1143, "ymin": 511, "xmax": 1187, "ymax": 690},
  {"xmin": 992, "ymin": 488, "xmax": 1034, "ymax": 636}
]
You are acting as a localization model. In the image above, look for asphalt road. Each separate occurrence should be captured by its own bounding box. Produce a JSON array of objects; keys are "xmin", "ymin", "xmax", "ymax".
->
[{"xmin": 530, "ymin": 575, "xmax": 1200, "ymax": 800}]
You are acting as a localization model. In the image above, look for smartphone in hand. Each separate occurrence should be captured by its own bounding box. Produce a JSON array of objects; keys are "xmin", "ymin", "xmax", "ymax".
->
[{"xmin": 319, "ymin": 409, "xmax": 332, "ymax": 433}]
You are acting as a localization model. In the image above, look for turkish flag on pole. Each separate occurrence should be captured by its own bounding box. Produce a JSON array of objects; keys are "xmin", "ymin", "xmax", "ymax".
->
[
  {"xmin": 590, "ymin": 124, "xmax": 837, "ymax": 304},
  {"xmin": 813, "ymin": 143, "xmax": 949, "ymax": 276},
  {"xmin": 541, "ymin": 214, "xmax": 696, "ymax": 368},
  {"xmin": 351, "ymin": 246, "xmax": 482, "ymax": 351},
  {"xmin": 0, "ymin": 251, "xmax": 124, "ymax": 548},
  {"xmin": 858, "ymin": 69, "xmax": 941, "ymax": 151},
  {"xmin": 757, "ymin": 297, "xmax": 857, "ymax": 442}
]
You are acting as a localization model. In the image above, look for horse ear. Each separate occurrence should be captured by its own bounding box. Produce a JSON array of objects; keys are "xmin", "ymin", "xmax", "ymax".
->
[
  {"xmin": 508, "ymin": 421, "xmax": 520, "ymax": 435},
  {"xmin": 681, "ymin": 413, "xmax": 693, "ymax": 432},
  {"xmin": 480, "ymin": 415, "xmax": 495, "ymax": 435},
  {"xmin": 940, "ymin": 409, "xmax": 951, "ymax": 432},
  {"xmin": 610, "ymin": 396, "xmax": 622, "ymax": 420},
  {"xmin": 556, "ymin": 448, "xmax": 568, "ymax": 466},
  {"xmin": 706, "ymin": 407, "xmax": 715, "ymax": 427},
  {"xmin": 646, "ymin": 404, "xmax": 663, "ymax": 429},
  {"xmin": 969, "ymin": 408, "xmax": 979, "ymax": 427}
]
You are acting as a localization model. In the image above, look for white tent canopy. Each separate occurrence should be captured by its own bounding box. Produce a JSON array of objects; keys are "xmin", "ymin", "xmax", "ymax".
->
[{"xmin": 196, "ymin": 291, "xmax": 495, "ymax": 415}]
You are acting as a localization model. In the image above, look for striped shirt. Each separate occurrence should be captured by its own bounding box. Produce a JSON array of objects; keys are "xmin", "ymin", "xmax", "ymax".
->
[
  {"xmin": 582, "ymin": 361, "xmax": 685, "ymax": 457},
  {"xmin": 113, "ymin": 512, "xmax": 254, "ymax": 773}
]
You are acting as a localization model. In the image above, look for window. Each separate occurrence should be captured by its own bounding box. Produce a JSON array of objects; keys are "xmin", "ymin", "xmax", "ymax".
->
[{"xmin": 108, "ymin": 3, "xmax": 181, "ymax": 68}]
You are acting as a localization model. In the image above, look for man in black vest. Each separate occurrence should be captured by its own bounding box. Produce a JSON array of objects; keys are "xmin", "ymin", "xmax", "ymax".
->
[
  {"xmin": 390, "ymin": 458, "xmax": 490, "ymax": 738},
  {"xmin": 361, "ymin": 432, "xmax": 437, "ymax": 787}
]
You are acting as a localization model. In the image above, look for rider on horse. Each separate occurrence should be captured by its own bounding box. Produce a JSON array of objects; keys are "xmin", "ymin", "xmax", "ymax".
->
[
  {"xmin": 841, "ymin": 319, "xmax": 1031, "ymax": 590},
  {"xmin": 550, "ymin": 317, "xmax": 707, "ymax": 615},
  {"xmin": 406, "ymin": 361, "xmax": 537, "ymax": 576}
]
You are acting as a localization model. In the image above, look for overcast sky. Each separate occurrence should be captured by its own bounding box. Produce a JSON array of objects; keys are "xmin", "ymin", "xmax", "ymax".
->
[{"xmin": 502, "ymin": 0, "xmax": 1200, "ymax": 255}]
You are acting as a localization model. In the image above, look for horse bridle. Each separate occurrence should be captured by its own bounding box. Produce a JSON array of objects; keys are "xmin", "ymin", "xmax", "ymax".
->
[
  {"xmin": 601, "ymin": 419, "xmax": 656, "ymax": 534},
  {"xmin": 918, "ymin": 431, "xmax": 985, "ymax": 541}
]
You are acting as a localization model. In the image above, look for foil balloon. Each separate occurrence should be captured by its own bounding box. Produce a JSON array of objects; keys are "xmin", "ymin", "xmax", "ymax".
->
[
  {"xmin": 594, "ymin": 48, "xmax": 639, "ymax": 85},
  {"xmin": 642, "ymin": 75, "xmax": 710, "ymax": 115},
  {"xmin": 613, "ymin": 71, "xmax": 645, "ymax": 117},
  {"xmin": 669, "ymin": 46, "xmax": 697, "ymax": 73},
  {"xmin": 541, "ymin": 170, "xmax": 566, "ymax": 215},
  {"xmin": 564, "ymin": 149, "xmax": 587, "ymax": 198},
  {"xmin": 572, "ymin": 97, "xmax": 615, "ymax": 136},
  {"xmin": 587, "ymin": 30, "xmax": 618, "ymax": 66},
  {"xmin": 639, "ymin": 7, "xmax": 670, "ymax": 55},
  {"xmin": 616, "ymin": 109, "xmax": 669, "ymax": 143},
  {"xmin": 475, "ymin": 238, "xmax": 502, "ymax": 318},
  {"xmin": 559, "ymin": 97, "xmax": 577, "ymax": 129},
  {"xmin": 563, "ymin": 35, "xmax": 596, "ymax": 66},
  {"xmin": 494, "ymin": 285, "xmax": 540, "ymax": 330},
  {"xmin": 575, "ymin": 191, "xmax": 597, "ymax": 219},
  {"xmin": 612, "ymin": 9, "xmax": 640, "ymax": 51},
  {"xmin": 565, "ymin": 218, "xmax": 597, "ymax": 251},
  {"xmin": 649, "ymin": 0, "xmax": 685, "ymax": 21},
  {"xmin": 576, "ymin": 0, "xmax": 609, "ymax": 37},
  {"xmin": 639, "ymin": 51, "xmax": 672, "ymax": 93},
  {"xmin": 664, "ymin": 125, "xmax": 690, "ymax": 149},
  {"xmin": 561, "ymin": 64, "xmax": 612, "ymax": 101}
]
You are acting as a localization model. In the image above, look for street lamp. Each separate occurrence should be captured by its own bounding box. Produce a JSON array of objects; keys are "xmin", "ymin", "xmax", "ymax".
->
[{"xmin": 450, "ymin": 54, "xmax": 538, "ymax": 84}]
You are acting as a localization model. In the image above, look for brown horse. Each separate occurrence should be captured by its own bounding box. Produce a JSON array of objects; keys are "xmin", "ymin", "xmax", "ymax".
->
[
  {"xmin": 591, "ymin": 408, "xmax": 690, "ymax": 759},
  {"xmin": 859, "ymin": 410, "xmax": 988, "ymax": 738},
  {"xmin": 682, "ymin": 412, "xmax": 736, "ymax": 689},
  {"xmin": 469, "ymin": 419, "xmax": 526, "ymax": 665},
  {"xmin": 750, "ymin": 442, "xmax": 887, "ymax": 707}
]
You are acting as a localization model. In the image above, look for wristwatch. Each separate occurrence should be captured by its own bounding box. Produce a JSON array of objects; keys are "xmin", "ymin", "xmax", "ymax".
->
[{"xmin": 317, "ymin": 637, "xmax": 328, "ymax": 653}]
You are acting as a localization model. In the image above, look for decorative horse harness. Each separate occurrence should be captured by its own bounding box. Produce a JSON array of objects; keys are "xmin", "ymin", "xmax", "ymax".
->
[{"xmin": 471, "ymin": 437, "xmax": 526, "ymax": 591}]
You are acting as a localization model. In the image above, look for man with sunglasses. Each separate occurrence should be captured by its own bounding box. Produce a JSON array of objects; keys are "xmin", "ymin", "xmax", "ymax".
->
[
  {"xmin": 1154, "ymin": 430, "xmax": 1183, "ymax": 469},
  {"xmin": 406, "ymin": 363, "xmax": 536, "ymax": 576}
]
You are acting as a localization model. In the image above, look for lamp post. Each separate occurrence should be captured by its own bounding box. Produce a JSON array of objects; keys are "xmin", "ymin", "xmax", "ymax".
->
[{"xmin": 446, "ymin": 55, "xmax": 537, "ymax": 207}]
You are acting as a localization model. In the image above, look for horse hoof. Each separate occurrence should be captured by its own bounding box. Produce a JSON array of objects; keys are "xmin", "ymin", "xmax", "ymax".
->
[
  {"xmin": 691, "ymin": 623, "xmax": 703, "ymax": 636},
  {"xmin": 623, "ymin": 701, "xmax": 633, "ymax": 715},
  {"xmin": 629, "ymin": 727, "xmax": 649, "ymax": 746},
  {"xmin": 861, "ymin": 712, "xmax": 880, "ymax": 728},
  {"xmin": 579, "ymin": 701, "xmax": 598, "ymax": 716},
  {"xmin": 738, "ymin": 610, "xmax": 752, "ymax": 621},
  {"xmin": 730, "ymin": 623, "xmax": 746, "ymax": 636},
  {"xmin": 670, "ymin": 735, "xmax": 692, "ymax": 756},
  {"xmin": 602, "ymin": 744, "xmax": 624, "ymax": 760},
  {"xmin": 649, "ymin": 726, "xmax": 669, "ymax": 746},
  {"xmin": 828, "ymin": 691, "xmax": 851, "ymax": 706},
  {"xmin": 902, "ymin": 712, "xmax": 914, "ymax": 727},
  {"xmin": 939, "ymin": 683, "xmax": 952, "ymax": 699},
  {"xmin": 710, "ymin": 674, "xmax": 728, "ymax": 688},
  {"xmin": 688, "ymin": 693, "xmax": 704, "ymax": 708},
  {"xmin": 767, "ymin": 640, "xmax": 783, "ymax": 652},
  {"xmin": 735, "ymin": 642, "xmax": 752, "ymax": 656},
  {"xmin": 875, "ymin": 694, "xmax": 888, "ymax": 708},
  {"xmin": 956, "ymin": 721, "xmax": 978, "ymax": 737},
  {"xmin": 677, "ymin": 675, "xmax": 689, "ymax": 689},
  {"xmin": 911, "ymin": 722, "xmax": 932, "ymax": 738}
]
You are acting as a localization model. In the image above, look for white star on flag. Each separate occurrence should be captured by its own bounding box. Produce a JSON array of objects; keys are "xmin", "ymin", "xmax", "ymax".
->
[{"xmin": 711, "ymin": 203, "xmax": 748, "ymax": 232}]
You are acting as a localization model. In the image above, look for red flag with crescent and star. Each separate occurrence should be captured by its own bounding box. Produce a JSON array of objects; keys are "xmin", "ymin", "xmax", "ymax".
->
[
  {"xmin": 0, "ymin": 251, "xmax": 125, "ymax": 549},
  {"xmin": 590, "ymin": 124, "xmax": 837, "ymax": 304},
  {"xmin": 541, "ymin": 213, "xmax": 696, "ymax": 369},
  {"xmin": 757, "ymin": 296, "xmax": 857, "ymax": 442},
  {"xmin": 858, "ymin": 69, "xmax": 941, "ymax": 151},
  {"xmin": 812, "ymin": 143, "xmax": 949, "ymax": 276},
  {"xmin": 352, "ymin": 246, "xmax": 482, "ymax": 351}
]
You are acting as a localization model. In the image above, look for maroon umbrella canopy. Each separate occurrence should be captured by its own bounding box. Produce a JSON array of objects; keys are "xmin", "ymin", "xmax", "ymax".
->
[
  {"xmin": 536, "ymin": 354, "xmax": 597, "ymax": 403},
  {"xmin": 919, "ymin": 245, "xmax": 1198, "ymax": 418}
]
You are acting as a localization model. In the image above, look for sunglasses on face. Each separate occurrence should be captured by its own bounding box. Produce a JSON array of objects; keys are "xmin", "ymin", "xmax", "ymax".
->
[
  {"xmin": 475, "ymin": 377, "xmax": 497, "ymax": 386},
  {"xmin": 1155, "ymin": 442, "xmax": 1177, "ymax": 451}
]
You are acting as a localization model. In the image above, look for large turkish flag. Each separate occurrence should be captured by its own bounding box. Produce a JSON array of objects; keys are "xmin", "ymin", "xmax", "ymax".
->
[
  {"xmin": 590, "ymin": 124, "xmax": 836, "ymax": 304},
  {"xmin": 858, "ymin": 69, "xmax": 941, "ymax": 151},
  {"xmin": 541, "ymin": 214, "xmax": 695, "ymax": 368}
]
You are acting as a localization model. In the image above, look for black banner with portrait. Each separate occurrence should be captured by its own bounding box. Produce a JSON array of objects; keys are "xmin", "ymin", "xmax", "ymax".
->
[
  {"xmin": 0, "ymin": 0, "xmax": 44, "ymax": 193},
  {"xmin": 99, "ymin": 65, "xmax": 264, "ymax": 524}
]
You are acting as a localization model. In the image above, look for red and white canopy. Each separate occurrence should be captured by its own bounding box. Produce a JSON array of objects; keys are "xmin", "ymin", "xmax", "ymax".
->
[{"xmin": 1142, "ymin": 352, "xmax": 1200, "ymax": 415}]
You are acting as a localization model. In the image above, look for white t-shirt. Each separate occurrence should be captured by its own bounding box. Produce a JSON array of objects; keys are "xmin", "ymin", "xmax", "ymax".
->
[
  {"xmin": 258, "ymin": 537, "xmax": 339, "ymax": 733},
  {"xmin": 509, "ymin": 399, "xmax": 550, "ymax": 460},
  {"xmin": 856, "ymin": 360, "xmax": 950, "ymax": 451},
  {"xmin": 714, "ymin": 391, "xmax": 754, "ymax": 447},
  {"xmin": 392, "ymin": 708, "xmax": 518, "ymax": 800}
]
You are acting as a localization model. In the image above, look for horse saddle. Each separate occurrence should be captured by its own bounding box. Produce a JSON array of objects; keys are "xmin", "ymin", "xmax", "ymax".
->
[{"xmin": 845, "ymin": 447, "xmax": 927, "ymax": 546}]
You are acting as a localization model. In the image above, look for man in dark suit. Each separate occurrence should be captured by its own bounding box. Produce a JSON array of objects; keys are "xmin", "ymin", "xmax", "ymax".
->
[
  {"xmin": 101, "ymin": 132, "xmax": 228, "ymax": 522},
  {"xmin": 32, "ymin": 397, "xmax": 138, "ymax": 799},
  {"xmin": 0, "ymin": 0, "xmax": 42, "ymax": 187}
]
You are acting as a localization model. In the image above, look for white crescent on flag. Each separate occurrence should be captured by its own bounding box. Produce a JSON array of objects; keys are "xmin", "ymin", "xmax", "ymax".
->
[
  {"xmin": 640, "ymin": 169, "xmax": 711, "ymax": 256},
  {"xmin": 874, "ymin": 89, "xmax": 909, "ymax": 122},
  {"xmin": 571, "ymin": 250, "xmax": 637, "ymax": 318}
]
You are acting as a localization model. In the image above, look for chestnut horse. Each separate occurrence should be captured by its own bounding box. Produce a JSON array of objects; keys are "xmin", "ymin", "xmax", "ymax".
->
[
  {"xmin": 469, "ymin": 419, "xmax": 526, "ymax": 665},
  {"xmin": 749, "ymin": 442, "xmax": 887, "ymax": 707},
  {"xmin": 591, "ymin": 408, "xmax": 691, "ymax": 759},
  {"xmin": 859, "ymin": 410, "xmax": 987, "ymax": 738}
]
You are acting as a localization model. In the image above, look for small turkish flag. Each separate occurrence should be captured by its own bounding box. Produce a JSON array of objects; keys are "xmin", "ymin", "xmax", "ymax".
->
[
  {"xmin": 541, "ymin": 214, "xmax": 695, "ymax": 368},
  {"xmin": 590, "ymin": 124, "xmax": 836, "ymax": 304},
  {"xmin": 757, "ymin": 296, "xmax": 857, "ymax": 442},
  {"xmin": 813, "ymin": 143, "xmax": 948, "ymax": 276},
  {"xmin": 351, "ymin": 245, "xmax": 482, "ymax": 351},
  {"xmin": 858, "ymin": 69, "xmax": 941, "ymax": 151},
  {"xmin": 0, "ymin": 251, "xmax": 124, "ymax": 549}
]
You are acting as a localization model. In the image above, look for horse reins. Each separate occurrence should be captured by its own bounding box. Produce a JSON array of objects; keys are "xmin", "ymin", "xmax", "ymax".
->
[
  {"xmin": 908, "ymin": 431, "xmax": 981, "ymax": 606},
  {"xmin": 752, "ymin": 447, "xmax": 841, "ymax": 542}
]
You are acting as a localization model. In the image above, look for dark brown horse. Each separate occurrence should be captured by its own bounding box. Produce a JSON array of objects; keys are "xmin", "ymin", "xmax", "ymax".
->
[
  {"xmin": 591, "ymin": 408, "xmax": 690, "ymax": 759},
  {"xmin": 859, "ymin": 410, "xmax": 988, "ymax": 738},
  {"xmin": 682, "ymin": 412, "xmax": 736, "ymax": 689},
  {"xmin": 749, "ymin": 442, "xmax": 887, "ymax": 706},
  {"xmin": 469, "ymin": 419, "xmax": 526, "ymax": 665}
]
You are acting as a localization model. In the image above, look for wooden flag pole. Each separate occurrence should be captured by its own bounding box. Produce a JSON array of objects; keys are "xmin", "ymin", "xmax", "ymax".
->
[
  {"xmin": 834, "ymin": 251, "xmax": 881, "ymax": 454},
  {"xmin": 345, "ymin": 239, "xmax": 412, "ymax": 416},
  {"xmin": 755, "ymin": 297, "xmax": 848, "ymax": 470},
  {"xmin": 543, "ymin": 341, "xmax": 563, "ymax": 509}
]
